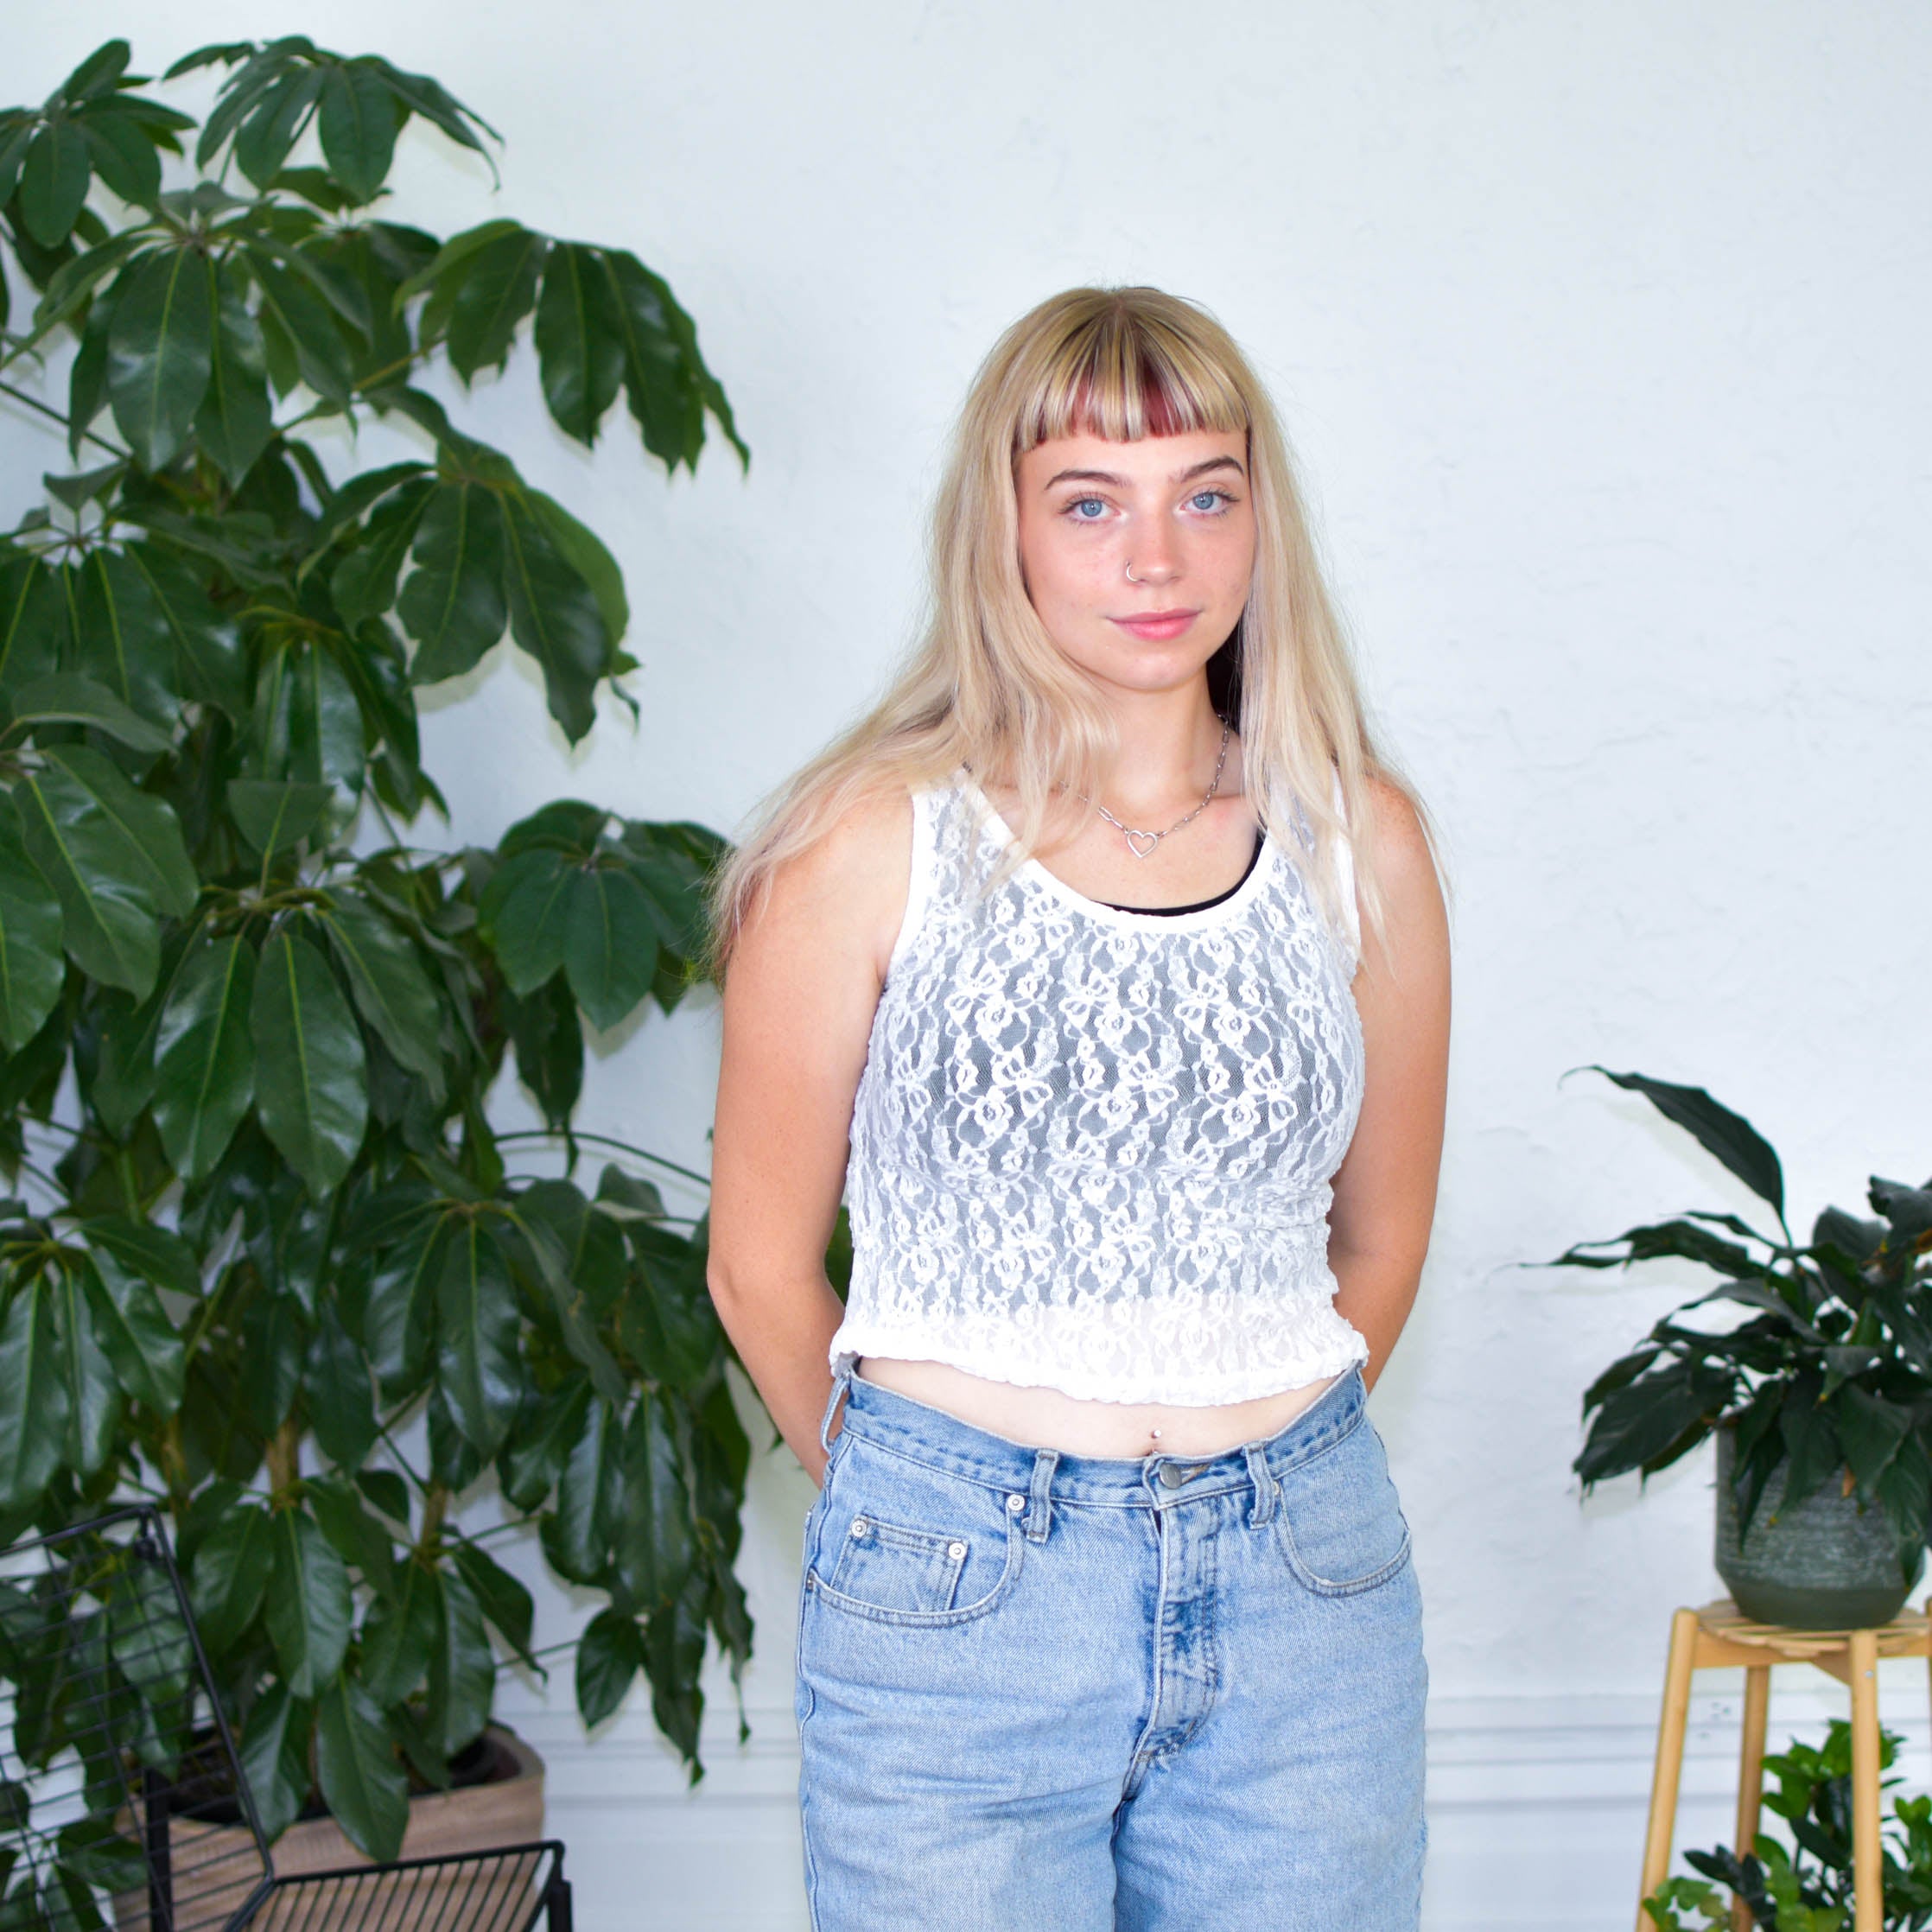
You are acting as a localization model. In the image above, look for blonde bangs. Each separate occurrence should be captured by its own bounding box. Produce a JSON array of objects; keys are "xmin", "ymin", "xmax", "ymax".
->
[{"xmin": 1015, "ymin": 299, "xmax": 1251, "ymax": 453}]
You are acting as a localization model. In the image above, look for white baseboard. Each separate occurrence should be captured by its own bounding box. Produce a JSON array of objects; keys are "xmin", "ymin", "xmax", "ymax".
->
[{"xmin": 501, "ymin": 1663, "xmax": 1932, "ymax": 1929}]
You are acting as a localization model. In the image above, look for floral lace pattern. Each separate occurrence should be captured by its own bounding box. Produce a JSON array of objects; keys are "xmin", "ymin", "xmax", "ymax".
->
[{"xmin": 830, "ymin": 777, "xmax": 1370, "ymax": 1406}]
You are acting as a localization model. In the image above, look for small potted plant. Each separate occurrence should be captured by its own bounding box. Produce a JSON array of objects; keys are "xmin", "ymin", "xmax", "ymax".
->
[
  {"xmin": 1555, "ymin": 1069, "xmax": 1932, "ymax": 1628},
  {"xmin": 1643, "ymin": 1719, "xmax": 1932, "ymax": 1929}
]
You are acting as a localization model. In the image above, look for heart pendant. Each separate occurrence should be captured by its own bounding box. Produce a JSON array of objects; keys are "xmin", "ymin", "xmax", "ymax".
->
[{"xmin": 1124, "ymin": 830, "xmax": 1160, "ymax": 860}]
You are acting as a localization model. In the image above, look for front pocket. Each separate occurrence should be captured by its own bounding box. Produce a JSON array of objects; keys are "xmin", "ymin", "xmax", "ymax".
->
[
  {"xmin": 804, "ymin": 1439, "xmax": 1026, "ymax": 1629},
  {"xmin": 1274, "ymin": 1413, "xmax": 1414, "ymax": 1597},
  {"xmin": 825, "ymin": 1513, "xmax": 969, "ymax": 1613}
]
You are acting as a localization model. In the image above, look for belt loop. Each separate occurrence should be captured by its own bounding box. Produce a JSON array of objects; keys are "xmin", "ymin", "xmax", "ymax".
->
[
  {"xmin": 1025, "ymin": 1448, "xmax": 1059, "ymax": 1543},
  {"xmin": 1242, "ymin": 1443, "xmax": 1279, "ymax": 1528},
  {"xmin": 818, "ymin": 1362, "xmax": 854, "ymax": 1455}
]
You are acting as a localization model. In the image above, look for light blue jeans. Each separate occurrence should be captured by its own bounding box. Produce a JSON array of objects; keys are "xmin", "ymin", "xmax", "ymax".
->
[{"xmin": 793, "ymin": 1362, "xmax": 1427, "ymax": 1930}]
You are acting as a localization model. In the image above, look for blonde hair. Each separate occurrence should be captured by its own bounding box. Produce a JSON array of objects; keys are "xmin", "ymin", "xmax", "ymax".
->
[{"xmin": 709, "ymin": 284, "xmax": 1428, "ymax": 970}]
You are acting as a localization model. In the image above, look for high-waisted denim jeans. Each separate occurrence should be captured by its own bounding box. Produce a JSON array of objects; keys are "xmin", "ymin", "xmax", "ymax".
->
[{"xmin": 793, "ymin": 1361, "xmax": 1427, "ymax": 1930}]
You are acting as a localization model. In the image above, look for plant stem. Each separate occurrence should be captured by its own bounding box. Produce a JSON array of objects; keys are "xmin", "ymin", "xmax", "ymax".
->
[
  {"xmin": 416, "ymin": 1480, "xmax": 450, "ymax": 1559},
  {"xmin": 265, "ymin": 1417, "xmax": 301, "ymax": 1499},
  {"xmin": 494, "ymin": 1129, "xmax": 710, "ymax": 1189},
  {"xmin": 0, "ymin": 378, "xmax": 129, "ymax": 460}
]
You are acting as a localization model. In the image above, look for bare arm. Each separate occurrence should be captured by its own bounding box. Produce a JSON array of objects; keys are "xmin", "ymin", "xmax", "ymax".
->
[
  {"xmin": 707, "ymin": 790, "xmax": 912, "ymax": 1484},
  {"xmin": 1327, "ymin": 780, "xmax": 1452, "ymax": 1392}
]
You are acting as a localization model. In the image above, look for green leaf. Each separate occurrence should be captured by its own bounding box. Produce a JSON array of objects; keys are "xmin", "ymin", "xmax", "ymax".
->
[
  {"xmin": 233, "ymin": 66, "xmax": 323, "ymax": 191},
  {"xmin": 74, "ymin": 106, "xmax": 162, "ymax": 210},
  {"xmin": 124, "ymin": 542, "xmax": 246, "ymax": 721},
  {"xmin": 317, "ymin": 65, "xmax": 399, "ymax": 205},
  {"xmin": 1574, "ymin": 1357, "xmax": 1727, "ymax": 1488},
  {"xmin": 238, "ymin": 1681, "xmax": 313, "ymax": 1842},
  {"xmin": 575, "ymin": 1606, "xmax": 641, "ymax": 1729},
  {"xmin": 613, "ymin": 1390, "xmax": 693, "ymax": 1612},
  {"xmin": 502, "ymin": 971, "xmax": 582, "ymax": 1132},
  {"xmin": 189, "ymin": 1503, "xmax": 275, "ymax": 1652},
  {"xmin": 306, "ymin": 1301, "xmax": 378, "ymax": 1473},
  {"xmin": 0, "ymin": 1288, "xmax": 67, "ymax": 1508},
  {"xmin": 361, "ymin": 1215, "xmax": 442, "ymax": 1401},
  {"xmin": 360, "ymin": 1556, "xmax": 439, "ymax": 1705},
  {"xmin": 0, "ymin": 798, "xmax": 67, "ymax": 1052},
  {"xmin": 1585, "ymin": 1068, "xmax": 1785, "ymax": 1218},
  {"xmin": 50, "ymin": 1266, "xmax": 117, "ymax": 1477},
  {"xmin": 19, "ymin": 122, "xmax": 92, "ymax": 251},
  {"xmin": 1833, "ymin": 1383, "xmax": 1910, "ymax": 1497},
  {"xmin": 105, "ymin": 244, "xmax": 213, "ymax": 472},
  {"xmin": 68, "ymin": 546, "xmax": 183, "ymax": 727},
  {"xmin": 244, "ymin": 244, "xmax": 353, "ymax": 404},
  {"xmin": 425, "ymin": 1566, "xmax": 493, "ymax": 1757},
  {"xmin": 450, "ymin": 1541, "xmax": 536, "ymax": 1667},
  {"xmin": 251, "ymin": 925, "xmax": 368, "ymax": 1198},
  {"xmin": 315, "ymin": 1670, "xmax": 407, "ymax": 1863},
  {"xmin": 319, "ymin": 890, "xmax": 444, "ymax": 1084},
  {"xmin": 39, "ymin": 740, "xmax": 195, "ymax": 907},
  {"xmin": 542, "ymin": 1395, "xmax": 615, "ymax": 1585},
  {"xmin": 535, "ymin": 243, "xmax": 625, "ymax": 447},
  {"xmin": 445, "ymin": 227, "xmax": 544, "ymax": 381},
  {"xmin": 243, "ymin": 1288, "xmax": 307, "ymax": 1433},
  {"xmin": 500, "ymin": 493, "xmax": 608, "ymax": 742},
  {"xmin": 397, "ymin": 482, "xmax": 508, "ymax": 684},
  {"xmin": 500, "ymin": 1381, "xmax": 589, "ymax": 1512},
  {"xmin": 306, "ymin": 1471, "xmax": 395, "ymax": 1597},
  {"xmin": 564, "ymin": 865, "xmax": 659, "ymax": 1032},
  {"xmin": 524, "ymin": 488, "xmax": 629, "ymax": 659},
  {"xmin": 79, "ymin": 1249, "xmax": 184, "ymax": 1414},
  {"xmin": 435, "ymin": 1220, "xmax": 520, "ymax": 1457},
  {"xmin": 153, "ymin": 932, "xmax": 257, "ymax": 1181},
  {"xmin": 194, "ymin": 256, "xmax": 273, "ymax": 489},
  {"xmin": 602, "ymin": 249, "xmax": 746, "ymax": 471},
  {"xmin": 226, "ymin": 779, "xmax": 330, "ymax": 856},
  {"xmin": 82, "ymin": 1212, "xmax": 200, "ymax": 1301},
  {"xmin": 476, "ymin": 848, "xmax": 575, "ymax": 995},
  {"xmin": 7, "ymin": 674, "xmax": 171, "ymax": 753},
  {"xmin": 0, "ymin": 550, "xmax": 67, "ymax": 695},
  {"xmin": 330, "ymin": 477, "xmax": 434, "ymax": 633},
  {"xmin": 266, "ymin": 1508, "xmax": 353, "ymax": 1696}
]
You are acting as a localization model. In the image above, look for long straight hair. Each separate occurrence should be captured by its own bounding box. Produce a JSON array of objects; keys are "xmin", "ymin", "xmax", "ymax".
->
[{"xmin": 709, "ymin": 285, "xmax": 1427, "ymax": 969}]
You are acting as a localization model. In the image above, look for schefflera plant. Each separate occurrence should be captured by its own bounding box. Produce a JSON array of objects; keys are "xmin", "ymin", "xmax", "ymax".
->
[{"xmin": 0, "ymin": 36, "xmax": 761, "ymax": 1859}]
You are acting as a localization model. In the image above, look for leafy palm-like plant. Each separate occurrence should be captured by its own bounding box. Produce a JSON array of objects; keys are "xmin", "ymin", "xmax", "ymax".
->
[
  {"xmin": 1555, "ymin": 1071, "xmax": 1932, "ymax": 1567},
  {"xmin": 0, "ymin": 36, "xmax": 757, "ymax": 1862}
]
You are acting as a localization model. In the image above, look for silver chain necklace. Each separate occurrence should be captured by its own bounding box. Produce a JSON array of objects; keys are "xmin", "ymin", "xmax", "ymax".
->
[{"xmin": 1095, "ymin": 720, "xmax": 1231, "ymax": 860}]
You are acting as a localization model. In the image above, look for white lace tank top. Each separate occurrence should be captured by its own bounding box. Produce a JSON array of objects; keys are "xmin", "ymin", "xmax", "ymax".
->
[{"xmin": 827, "ymin": 772, "xmax": 1370, "ymax": 1406}]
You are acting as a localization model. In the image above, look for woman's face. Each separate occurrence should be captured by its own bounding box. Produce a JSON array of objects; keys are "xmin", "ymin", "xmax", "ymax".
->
[{"xmin": 1013, "ymin": 426, "xmax": 1255, "ymax": 702}]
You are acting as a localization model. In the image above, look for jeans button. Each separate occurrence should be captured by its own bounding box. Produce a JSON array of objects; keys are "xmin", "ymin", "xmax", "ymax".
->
[{"xmin": 1159, "ymin": 1464, "xmax": 1185, "ymax": 1489}]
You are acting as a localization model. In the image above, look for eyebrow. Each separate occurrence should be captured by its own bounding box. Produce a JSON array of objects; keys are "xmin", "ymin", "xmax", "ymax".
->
[{"xmin": 1042, "ymin": 454, "xmax": 1248, "ymax": 491}]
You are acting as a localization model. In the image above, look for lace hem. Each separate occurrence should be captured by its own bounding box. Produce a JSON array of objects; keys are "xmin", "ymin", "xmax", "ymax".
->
[{"xmin": 826, "ymin": 1295, "xmax": 1370, "ymax": 1408}]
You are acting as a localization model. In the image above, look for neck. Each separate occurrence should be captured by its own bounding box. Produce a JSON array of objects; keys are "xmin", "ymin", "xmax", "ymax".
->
[{"xmin": 1095, "ymin": 676, "xmax": 1230, "ymax": 820}]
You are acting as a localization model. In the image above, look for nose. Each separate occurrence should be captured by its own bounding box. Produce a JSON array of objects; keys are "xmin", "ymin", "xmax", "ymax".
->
[{"xmin": 1126, "ymin": 521, "xmax": 1180, "ymax": 587}]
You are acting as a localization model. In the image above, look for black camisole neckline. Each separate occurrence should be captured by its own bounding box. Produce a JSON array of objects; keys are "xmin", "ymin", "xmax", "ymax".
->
[{"xmin": 1097, "ymin": 828, "xmax": 1267, "ymax": 917}]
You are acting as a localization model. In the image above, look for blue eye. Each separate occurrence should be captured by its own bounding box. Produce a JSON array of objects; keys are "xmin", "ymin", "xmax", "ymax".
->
[
  {"xmin": 1069, "ymin": 498, "xmax": 1107, "ymax": 520},
  {"xmin": 1190, "ymin": 489, "xmax": 1231, "ymax": 513}
]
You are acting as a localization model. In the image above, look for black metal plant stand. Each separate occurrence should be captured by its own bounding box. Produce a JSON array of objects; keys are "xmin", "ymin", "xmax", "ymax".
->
[{"xmin": 0, "ymin": 1503, "xmax": 570, "ymax": 1930}]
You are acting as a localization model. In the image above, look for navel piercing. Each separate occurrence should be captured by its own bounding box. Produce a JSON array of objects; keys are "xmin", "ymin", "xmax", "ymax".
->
[{"xmin": 1150, "ymin": 1427, "xmax": 1162, "ymax": 1440}]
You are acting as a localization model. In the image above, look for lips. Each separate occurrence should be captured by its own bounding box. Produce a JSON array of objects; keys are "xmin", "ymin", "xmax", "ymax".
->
[{"xmin": 1110, "ymin": 609, "xmax": 1199, "ymax": 639}]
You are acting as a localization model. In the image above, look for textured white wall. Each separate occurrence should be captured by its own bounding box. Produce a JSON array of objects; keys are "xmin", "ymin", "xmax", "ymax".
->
[{"xmin": 7, "ymin": 3, "xmax": 1932, "ymax": 1924}]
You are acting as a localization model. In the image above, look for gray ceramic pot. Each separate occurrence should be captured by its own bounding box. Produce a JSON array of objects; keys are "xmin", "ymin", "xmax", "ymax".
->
[{"xmin": 1714, "ymin": 1425, "xmax": 1925, "ymax": 1628}]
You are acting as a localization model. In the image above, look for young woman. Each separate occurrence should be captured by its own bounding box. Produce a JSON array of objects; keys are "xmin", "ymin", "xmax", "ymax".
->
[{"xmin": 707, "ymin": 286, "xmax": 1450, "ymax": 1931}]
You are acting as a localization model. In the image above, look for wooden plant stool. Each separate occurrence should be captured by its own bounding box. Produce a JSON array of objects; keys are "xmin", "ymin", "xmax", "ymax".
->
[{"xmin": 1636, "ymin": 1597, "xmax": 1932, "ymax": 1932}]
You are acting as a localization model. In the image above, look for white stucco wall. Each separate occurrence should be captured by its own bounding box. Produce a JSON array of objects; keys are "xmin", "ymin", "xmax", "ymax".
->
[{"xmin": 6, "ymin": 4, "xmax": 1931, "ymax": 1923}]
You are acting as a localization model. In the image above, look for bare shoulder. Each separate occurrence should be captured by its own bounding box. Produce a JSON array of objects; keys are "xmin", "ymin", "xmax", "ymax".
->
[
  {"xmin": 1353, "ymin": 773, "xmax": 1448, "ymax": 981},
  {"xmin": 739, "ymin": 779, "xmax": 914, "ymax": 988},
  {"xmin": 1357, "ymin": 775, "xmax": 1439, "ymax": 899}
]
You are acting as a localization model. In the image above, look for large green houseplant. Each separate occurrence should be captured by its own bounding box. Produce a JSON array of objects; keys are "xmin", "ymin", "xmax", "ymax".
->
[
  {"xmin": 0, "ymin": 35, "xmax": 759, "ymax": 1864},
  {"xmin": 1556, "ymin": 1070, "xmax": 1932, "ymax": 1621}
]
